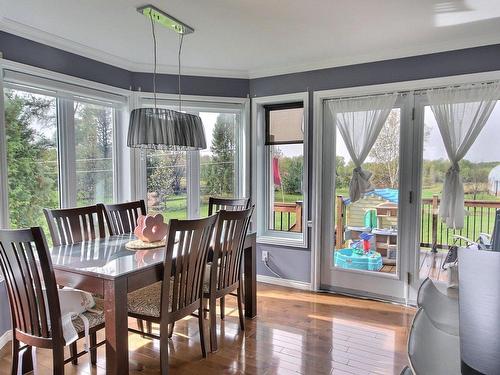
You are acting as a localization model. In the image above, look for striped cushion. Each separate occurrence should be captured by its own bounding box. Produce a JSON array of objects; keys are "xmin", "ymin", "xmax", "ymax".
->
[
  {"xmin": 127, "ymin": 279, "xmax": 175, "ymax": 318},
  {"xmin": 71, "ymin": 298, "xmax": 105, "ymax": 333}
]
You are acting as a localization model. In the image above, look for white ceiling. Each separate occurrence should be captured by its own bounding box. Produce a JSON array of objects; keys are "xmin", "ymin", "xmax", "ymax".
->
[{"xmin": 1, "ymin": 0, "xmax": 500, "ymax": 78}]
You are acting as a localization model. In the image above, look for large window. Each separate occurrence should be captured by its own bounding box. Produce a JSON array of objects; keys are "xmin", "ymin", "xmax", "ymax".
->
[
  {"xmin": 1, "ymin": 69, "xmax": 124, "ymax": 231},
  {"xmin": 265, "ymin": 103, "xmax": 305, "ymax": 233},
  {"xmin": 4, "ymin": 88, "xmax": 59, "ymax": 230},
  {"xmin": 142, "ymin": 99, "xmax": 246, "ymax": 222}
]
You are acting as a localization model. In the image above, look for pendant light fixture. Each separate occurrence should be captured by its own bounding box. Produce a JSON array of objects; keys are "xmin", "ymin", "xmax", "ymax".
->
[{"xmin": 127, "ymin": 5, "xmax": 206, "ymax": 151}]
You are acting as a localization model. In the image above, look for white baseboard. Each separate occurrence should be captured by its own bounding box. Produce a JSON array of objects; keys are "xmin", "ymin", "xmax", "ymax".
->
[
  {"xmin": 0, "ymin": 330, "xmax": 11, "ymax": 349},
  {"xmin": 257, "ymin": 274, "xmax": 311, "ymax": 291}
]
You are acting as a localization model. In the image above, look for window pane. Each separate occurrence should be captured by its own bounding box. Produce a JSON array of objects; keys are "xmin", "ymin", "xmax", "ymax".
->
[
  {"xmin": 419, "ymin": 102, "xmax": 500, "ymax": 282},
  {"xmin": 74, "ymin": 101, "xmax": 114, "ymax": 206},
  {"xmin": 5, "ymin": 88, "xmax": 59, "ymax": 231},
  {"xmin": 268, "ymin": 143, "xmax": 304, "ymax": 232},
  {"xmin": 200, "ymin": 112, "xmax": 237, "ymax": 217},
  {"xmin": 147, "ymin": 151, "xmax": 187, "ymax": 221},
  {"xmin": 334, "ymin": 109, "xmax": 400, "ymax": 275}
]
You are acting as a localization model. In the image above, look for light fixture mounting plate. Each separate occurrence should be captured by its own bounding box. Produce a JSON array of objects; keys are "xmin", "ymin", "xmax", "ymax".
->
[{"xmin": 137, "ymin": 5, "xmax": 194, "ymax": 34}]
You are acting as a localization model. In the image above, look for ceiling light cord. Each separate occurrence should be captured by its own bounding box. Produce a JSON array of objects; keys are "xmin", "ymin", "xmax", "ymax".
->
[
  {"xmin": 150, "ymin": 15, "xmax": 157, "ymax": 109},
  {"xmin": 178, "ymin": 33, "xmax": 184, "ymax": 112}
]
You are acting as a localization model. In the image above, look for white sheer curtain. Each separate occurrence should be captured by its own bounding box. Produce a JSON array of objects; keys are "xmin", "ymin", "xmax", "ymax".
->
[
  {"xmin": 427, "ymin": 83, "xmax": 500, "ymax": 229},
  {"xmin": 328, "ymin": 93, "xmax": 398, "ymax": 202}
]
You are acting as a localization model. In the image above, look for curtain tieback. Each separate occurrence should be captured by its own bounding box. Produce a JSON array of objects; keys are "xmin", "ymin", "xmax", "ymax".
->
[{"xmin": 349, "ymin": 167, "xmax": 373, "ymax": 202}]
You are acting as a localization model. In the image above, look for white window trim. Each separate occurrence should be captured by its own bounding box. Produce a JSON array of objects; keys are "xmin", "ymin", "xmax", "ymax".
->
[
  {"xmin": 252, "ymin": 92, "xmax": 309, "ymax": 248},
  {"xmin": 134, "ymin": 92, "xmax": 251, "ymax": 218}
]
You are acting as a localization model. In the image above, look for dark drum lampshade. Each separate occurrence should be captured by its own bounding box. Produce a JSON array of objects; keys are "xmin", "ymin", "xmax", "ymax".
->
[{"xmin": 127, "ymin": 107, "xmax": 206, "ymax": 151}]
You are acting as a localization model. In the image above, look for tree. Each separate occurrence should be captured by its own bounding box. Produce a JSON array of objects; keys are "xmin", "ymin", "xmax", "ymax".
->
[
  {"xmin": 74, "ymin": 103, "xmax": 113, "ymax": 205},
  {"xmin": 281, "ymin": 156, "xmax": 303, "ymax": 194},
  {"xmin": 369, "ymin": 110, "xmax": 400, "ymax": 188},
  {"xmin": 204, "ymin": 114, "xmax": 236, "ymax": 196},
  {"xmin": 5, "ymin": 90, "xmax": 58, "ymax": 228},
  {"xmin": 147, "ymin": 151, "xmax": 186, "ymax": 210}
]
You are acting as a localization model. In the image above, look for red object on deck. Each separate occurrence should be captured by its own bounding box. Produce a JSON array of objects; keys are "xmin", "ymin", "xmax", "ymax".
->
[{"xmin": 273, "ymin": 157, "xmax": 282, "ymax": 186}]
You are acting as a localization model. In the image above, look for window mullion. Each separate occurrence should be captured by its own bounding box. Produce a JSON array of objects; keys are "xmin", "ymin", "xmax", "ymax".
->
[
  {"xmin": 0, "ymin": 72, "xmax": 9, "ymax": 228},
  {"xmin": 58, "ymin": 97, "xmax": 76, "ymax": 208},
  {"xmin": 188, "ymin": 153, "xmax": 201, "ymax": 219}
]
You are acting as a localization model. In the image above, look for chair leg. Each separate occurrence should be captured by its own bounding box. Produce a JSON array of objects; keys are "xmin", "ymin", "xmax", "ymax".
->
[
  {"xmin": 19, "ymin": 344, "xmax": 33, "ymax": 375},
  {"xmin": 69, "ymin": 342, "xmax": 78, "ymax": 365},
  {"xmin": 137, "ymin": 319, "xmax": 144, "ymax": 336},
  {"xmin": 220, "ymin": 296, "xmax": 225, "ymax": 320},
  {"xmin": 53, "ymin": 345, "xmax": 65, "ymax": 375},
  {"xmin": 10, "ymin": 338, "xmax": 19, "ymax": 375},
  {"xmin": 203, "ymin": 298, "xmax": 208, "ymax": 319},
  {"xmin": 146, "ymin": 321, "xmax": 153, "ymax": 335},
  {"xmin": 198, "ymin": 306, "xmax": 207, "ymax": 358},
  {"xmin": 237, "ymin": 287, "xmax": 245, "ymax": 331},
  {"xmin": 160, "ymin": 326, "xmax": 170, "ymax": 374},
  {"xmin": 90, "ymin": 332, "xmax": 97, "ymax": 365},
  {"xmin": 209, "ymin": 296, "xmax": 217, "ymax": 352},
  {"xmin": 168, "ymin": 322, "xmax": 175, "ymax": 338}
]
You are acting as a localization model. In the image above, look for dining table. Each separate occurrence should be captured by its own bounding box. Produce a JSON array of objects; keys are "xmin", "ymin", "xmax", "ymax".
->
[{"xmin": 20, "ymin": 231, "xmax": 256, "ymax": 375}]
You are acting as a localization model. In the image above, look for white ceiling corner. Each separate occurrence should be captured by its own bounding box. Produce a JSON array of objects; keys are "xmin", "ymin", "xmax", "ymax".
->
[{"xmin": 1, "ymin": 0, "xmax": 500, "ymax": 79}]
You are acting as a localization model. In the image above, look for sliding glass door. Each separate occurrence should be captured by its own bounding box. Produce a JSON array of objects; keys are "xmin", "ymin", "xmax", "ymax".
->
[{"xmin": 316, "ymin": 82, "xmax": 500, "ymax": 302}]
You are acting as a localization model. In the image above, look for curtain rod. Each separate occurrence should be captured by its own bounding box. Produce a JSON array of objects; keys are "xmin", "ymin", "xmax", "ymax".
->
[{"xmin": 325, "ymin": 80, "xmax": 500, "ymax": 102}]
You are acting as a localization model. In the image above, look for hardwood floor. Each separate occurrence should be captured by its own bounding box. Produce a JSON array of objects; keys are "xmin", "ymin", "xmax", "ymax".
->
[{"xmin": 0, "ymin": 283, "xmax": 414, "ymax": 375}]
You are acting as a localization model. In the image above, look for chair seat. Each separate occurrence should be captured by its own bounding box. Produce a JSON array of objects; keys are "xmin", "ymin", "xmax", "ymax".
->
[
  {"xmin": 71, "ymin": 298, "xmax": 105, "ymax": 333},
  {"xmin": 128, "ymin": 279, "xmax": 175, "ymax": 318}
]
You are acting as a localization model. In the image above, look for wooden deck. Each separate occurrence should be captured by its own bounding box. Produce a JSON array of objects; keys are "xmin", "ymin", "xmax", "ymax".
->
[{"xmin": 379, "ymin": 250, "xmax": 448, "ymax": 282}]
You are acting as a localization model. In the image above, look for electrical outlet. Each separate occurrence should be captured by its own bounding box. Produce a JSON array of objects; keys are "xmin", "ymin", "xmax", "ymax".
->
[{"xmin": 261, "ymin": 250, "xmax": 269, "ymax": 262}]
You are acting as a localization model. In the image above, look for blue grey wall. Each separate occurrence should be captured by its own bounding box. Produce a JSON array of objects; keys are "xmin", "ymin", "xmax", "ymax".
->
[
  {"xmin": 249, "ymin": 44, "xmax": 500, "ymax": 97},
  {"xmin": 257, "ymin": 245, "xmax": 311, "ymax": 283},
  {"xmin": 0, "ymin": 31, "xmax": 249, "ymax": 97}
]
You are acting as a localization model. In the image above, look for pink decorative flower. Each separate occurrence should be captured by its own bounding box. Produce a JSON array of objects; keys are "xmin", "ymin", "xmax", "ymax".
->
[{"xmin": 134, "ymin": 214, "xmax": 168, "ymax": 243}]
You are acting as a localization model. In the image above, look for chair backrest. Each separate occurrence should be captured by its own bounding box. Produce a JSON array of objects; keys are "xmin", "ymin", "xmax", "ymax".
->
[
  {"xmin": 211, "ymin": 207, "xmax": 254, "ymax": 292},
  {"xmin": 162, "ymin": 214, "xmax": 218, "ymax": 317},
  {"xmin": 0, "ymin": 227, "xmax": 63, "ymax": 347},
  {"xmin": 207, "ymin": 197, "xmax": 251, "ymax": 216},
  {"xmin": 43, "ymin": 205, "xmax": 106, "ymax": 246},
  {"xmin": 101, "ymin": 200, "xmax": 147, "ymax": 235}
]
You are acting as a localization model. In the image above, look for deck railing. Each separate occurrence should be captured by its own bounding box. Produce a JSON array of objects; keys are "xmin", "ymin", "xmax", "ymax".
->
[
  {"xmin": 272, "ymin": 201, "xmax": 303, "ymax": 232},
  {"xmin": 335, "ymin": 195, "xmax": 500, "ymax": 250},
  {"xmin": 421, "ymin": 195, "xmax": 500, "ymax": 249}
]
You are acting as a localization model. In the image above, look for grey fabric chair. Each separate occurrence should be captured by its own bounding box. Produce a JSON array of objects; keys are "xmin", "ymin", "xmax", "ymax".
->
[
  {"xmin": 417, "ymin": 278, "xmax": 459, "ymax": 336},
  {"xmin": 407, "ymin": 308, "xmax": 460, "ymax": 375}
]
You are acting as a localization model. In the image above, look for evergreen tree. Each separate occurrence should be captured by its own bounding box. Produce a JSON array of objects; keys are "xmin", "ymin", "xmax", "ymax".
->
[
  {"xmin": 5, "ymin": 90, "xmax": 58, "ymax": 228},
  {"xmin": 205, "ymin": 114, "xmax": 236, "ymax": 196}
]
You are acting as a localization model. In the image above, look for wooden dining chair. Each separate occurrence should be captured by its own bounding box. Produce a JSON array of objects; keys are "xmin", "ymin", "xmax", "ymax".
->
[
  {"xmin": 101, "ymin": 200, "xmax": 146, "ymax": 235},
  {"xmin": 207, "ymin": 197, "xmax": 251, "ymax": 215},
  {"xmin": 127, "ymin": 214, "xmax": 218, "ymax": 374},
  {"xmin": 207, "ymin": 196, "xmax": 251, "ymax": 318},
  {"xmin": 0, "ymin": 227, "xmax": 105, "ymax": 375},
  {"xmin": 101, "ymin": 200, "xmax": 152, "ymax": 335},
  {"xmin": 43, "ymin": 204, "xmax": 107, "ymax": 361},
  {"xmin": 204, "ymin": 206, "xmax": 253, "ymax": 351},
  {"xmin": 43, "ymin": 205, "xmax": 106, "ymax": 246}
]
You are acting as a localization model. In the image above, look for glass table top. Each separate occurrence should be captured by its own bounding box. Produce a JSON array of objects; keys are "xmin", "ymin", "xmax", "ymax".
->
[{"xmin": 49, "ymin": 234, "xmax": 167, "ymax": 279}]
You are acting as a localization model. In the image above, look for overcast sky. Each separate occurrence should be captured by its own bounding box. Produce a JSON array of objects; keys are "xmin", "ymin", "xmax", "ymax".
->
[{"xmin": 334, "ymin": 103, "xmax": 500, "ymax": 164}]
